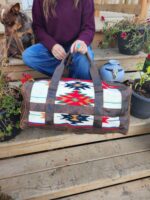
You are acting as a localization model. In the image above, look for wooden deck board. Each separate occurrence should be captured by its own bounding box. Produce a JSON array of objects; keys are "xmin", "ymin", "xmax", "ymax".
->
[
  {"xmin": 6, "ymin": 48, "xmax": 146, "ymax": 69},
  {"xmin": 59, "ymin": 178, "xmax": 150, "ymax": 200},
  {"xmin": 1, "ymin": 48, "xmax": 146, "ymax": 80},
  {"xmin": 94, "ymin": 48, "xmax": 146, "ymax": 71},
  {"xmin": 0, "ymin": 151, "xmax": 150, "ymax": 200},
  {"xmin": 0, "ymin": 134, "xmax": 150, "ymax": 180},
  {"xmin": 94, "ymin": 49, "xmax": 146, "ymax": 61},
  {"xmin": 0, "ymin": 117, "xmax": 150, "ymax": 159}
]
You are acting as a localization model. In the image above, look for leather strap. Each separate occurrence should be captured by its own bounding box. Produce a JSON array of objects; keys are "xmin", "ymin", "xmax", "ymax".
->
[
  {"xmin": 87, "ymin": 54, "xmax": 103, "ymax": 127},
  {"xmin": 46, "ymin": 52, "xmax": 103, "ymax": 127}
]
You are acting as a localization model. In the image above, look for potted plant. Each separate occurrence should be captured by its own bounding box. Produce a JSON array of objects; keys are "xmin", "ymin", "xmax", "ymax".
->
[
  {"xmin": 99, "ymin": 17, "xmax": 150, "ymax": 55},
  {"xmin": 143, "ymin": 54, "xmax": 150, "ymax": 72},
  {"xmin": 131, "ymin": 63, "xmax": 150, "ymax": 119},
  {"xmin": 144, "ymin": 18, "xmax": 150, "ymax": 53},
  {"xmin": 0, "ymin": 43, "xmax": 23, "ymax": 142},
  {"xmin": 116, "ymin": 19, "xmax": 148, "ymax": 55},
  {"xmin": 98, "ymin": 16, "xmax": 118, "ymax": 49},
  {"xmin": 0, "ymin": 71, "xmax": 22, "ymax": 142}
]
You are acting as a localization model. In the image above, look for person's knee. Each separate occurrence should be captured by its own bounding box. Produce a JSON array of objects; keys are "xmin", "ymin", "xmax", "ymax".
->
[
  {"xmin": 22, "ymin": 43, "xmax": 46, "ymax": 67},
  {"xmin": 22, "ymin": 48, "xmax": 34, "ymax": 67}
]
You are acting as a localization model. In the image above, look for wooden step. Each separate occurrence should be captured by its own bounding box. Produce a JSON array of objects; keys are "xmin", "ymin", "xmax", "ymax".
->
[
  {"xmin": 1, "ymin": 48, "xmax": 147, "ymax": 81},
  {"xmin": 94, "ymin": 48, "xmax": 146, "ymax": 71},
  {"xmin": 1, "ymin": 134, "xmax": 150, "ymax": 180},
  {"xmin": 6, "ymin": 48, "xmax": 147, "ymax": 70},
  {"xmin": 2, "ymin": 59, "xmax": 49, "ymax": 80},
  {"xmin": 0, "ymin": 134, "xmax": 150, "ymax": 199},
  {"xmin": 59, "ymin": 178, "xmax": 150, "ymax": 200},
  {"xmin": 0, "ymin": 116, "xmax": 150, "ymax": 159}
]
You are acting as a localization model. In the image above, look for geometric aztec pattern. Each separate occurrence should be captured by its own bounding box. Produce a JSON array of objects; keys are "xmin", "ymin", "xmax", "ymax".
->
[
  {"xmin": 28, "ymin": 79, "xmax": 122, "ymax": 129},
  {"xmin": 65, "ymin": 81, "xmax": 91, "ymax": 90},
  {"xmin": 54, "ymin": 113, "xmax": 120, "ymax": 128},
  {"xmin": 54, "ymin": 113, "xmax": 94, "ymax": 126},
  {"xmin": 56, "ymin": 90, "xmax": 94, "ymax": 106},
  {"xmin": 55, "ymin": 80, "xmax": 95, "ymax": 107},
  {"xmin": 28, "ymin": 111, "xmax": 120, "ymax": 128}
]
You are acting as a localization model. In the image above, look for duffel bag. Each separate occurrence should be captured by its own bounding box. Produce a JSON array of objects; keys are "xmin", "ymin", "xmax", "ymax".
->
[{"xmin": 20, "ymin": 53, "xmax": 132, "ymax": 134}]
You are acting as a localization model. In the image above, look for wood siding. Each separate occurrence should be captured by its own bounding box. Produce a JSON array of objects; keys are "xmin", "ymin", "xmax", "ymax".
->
[{"xmin": 0, "ymin": 0, "xmax": 150, "ymax": 33}]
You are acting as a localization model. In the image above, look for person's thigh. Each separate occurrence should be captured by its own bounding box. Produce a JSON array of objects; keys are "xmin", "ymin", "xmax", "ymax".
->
[{"xmin": 22, "ymin": 43, "xmax": 61, "ymax": 76}]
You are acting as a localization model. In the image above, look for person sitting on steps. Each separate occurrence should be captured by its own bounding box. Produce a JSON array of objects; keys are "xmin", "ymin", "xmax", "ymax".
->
[{"xmin": 22, "ymin": 0, "xmax": 95, "ymax": 80}]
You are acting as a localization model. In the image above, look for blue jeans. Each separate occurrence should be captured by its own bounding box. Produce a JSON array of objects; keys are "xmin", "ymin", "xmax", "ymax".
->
[{"xmin": 22, "ymin": 43, "xmax": 94, "ymax": 80}]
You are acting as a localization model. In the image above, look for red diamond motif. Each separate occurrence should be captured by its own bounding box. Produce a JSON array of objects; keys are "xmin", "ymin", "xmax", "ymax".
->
[{"xmin": 57, "ymin": 90, "xmax": 94, "ymax": 106}]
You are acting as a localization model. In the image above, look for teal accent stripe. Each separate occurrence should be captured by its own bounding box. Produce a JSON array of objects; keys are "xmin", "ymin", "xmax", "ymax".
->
[
  {"xmin": 105, "ymin": 102, "xmax": 121, "ymax": 104},
  {"xmin": 31, "ymin": 96, "xmax": 47, "ymax": 99},
  {"xmin": 30, "ymin": 113, "xmax": 42, "ymax": 117}
]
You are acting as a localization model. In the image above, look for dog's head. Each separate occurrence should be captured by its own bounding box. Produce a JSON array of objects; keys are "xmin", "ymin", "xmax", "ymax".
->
[{"xmin": 0, "ymin": 3, "xmax": 21, "ymax": 35}]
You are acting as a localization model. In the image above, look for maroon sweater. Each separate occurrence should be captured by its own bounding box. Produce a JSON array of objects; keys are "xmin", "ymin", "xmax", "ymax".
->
[{"xmin": 32, "ymin": 0, "xmax": 95, "ymax": 50}]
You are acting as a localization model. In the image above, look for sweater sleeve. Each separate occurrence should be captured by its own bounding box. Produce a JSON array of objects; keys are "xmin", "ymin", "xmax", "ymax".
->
[
  {"xmin": 78, "ymin": 0, "xmax": 95, "ymax": 45},
  {"xmin": 32, "ymin": 0, "xmax": 57, "ymax": 50}
]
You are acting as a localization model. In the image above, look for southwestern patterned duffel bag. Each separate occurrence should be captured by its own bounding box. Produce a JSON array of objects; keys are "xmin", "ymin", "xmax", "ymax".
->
[{"xmin": 20, "ymin": 53, "xmax": 132, "ymax": 134}]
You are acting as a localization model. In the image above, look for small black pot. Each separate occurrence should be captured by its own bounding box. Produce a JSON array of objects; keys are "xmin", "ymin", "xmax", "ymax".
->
[
  {"xmin": 131, "ymin": 90, "xmax": 150, "ymax": 119},
  {"xmin": 117, "ymin": 31, "xmax": 144, "ymax": 55},
  {"xmin": 0, "ymin": 110, "xmax": 21, "ymax": 142}
]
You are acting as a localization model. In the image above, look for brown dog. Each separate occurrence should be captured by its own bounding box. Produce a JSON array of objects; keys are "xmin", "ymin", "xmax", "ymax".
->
[{"xmin": 0, "ymin": 3, "xmax": 34, "ymax": 58}]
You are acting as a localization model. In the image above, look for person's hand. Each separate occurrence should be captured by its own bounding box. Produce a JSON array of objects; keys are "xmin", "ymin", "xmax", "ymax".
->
[
  {"xmin": 52, "ymin": 44, "xmax": 67, "ymax": 60},
  {"xmin": 71, "ymin": 40, "xmax": 88, "ymax": 54}
]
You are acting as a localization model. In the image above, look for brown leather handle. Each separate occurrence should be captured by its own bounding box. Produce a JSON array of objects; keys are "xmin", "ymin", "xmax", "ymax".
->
[
  {"xmin": 49, "ymin": 52, "xmax": 102, "ymax": 95},
  {"xmin": 46, "ymin": 52, "xmax": 103, "ymax": 127}
]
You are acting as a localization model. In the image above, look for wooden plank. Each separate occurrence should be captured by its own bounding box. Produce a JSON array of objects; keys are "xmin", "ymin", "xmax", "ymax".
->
[
  {"xmin": 92, "ymin": 32, "xmax": 104, "ymax": 49},
  {"xmin": 0, "ymin": 0, "xmax": 6, "ymax": 4},
  {"xmin": 59, "ymin": 178, "xmax": 150, "ymax": 200},
  {"xmin": 124, "ymin": 71, "xmax": 141, "ymax": 80},
  {"xmin": 0, "ymin": 117, "xmax": 150, "ymax": 159},
  {"xmin": 0, "ymin": 134, "xmax": 149, "ymax": 180},
  {"xmin": 2, "ymin": 65, "xmax": 33, "ymax": 73},
  {"xmin": 4, "ymin": 48, "xmax": 147, "ymax": 70},
  {"xmin": 1, "ymin": 59, "xmax": 48, "ymax": 80},
  {"xmin": 5, "ymin": 70, "xmax": 48, "ymax": 80},
  {"xmin": 3, "ymin": 65, "xmax": 143, "ymax": 81},
  {"xmin": 3, "ymin": 62, "xmax": 143, "ymax": 81},
  {"xmin": 95, "ymin": 4, "xmax": 141, "ymax": 15},
  {"xmin": 139, "ymin": 0, "xmax": 149, "ymax": 20},
  {"xmin": 8, "ymin": 58, "xmax": 24, "ymax": 66},
  {"xmin": 94, "ymin": 48, "xmax": 146, "ymax": 71},
  {"xmin": 94, "ymin": 0, "xmax": 100, "ymax": 17},
  {"xmin": 0, "ymin": 151, "xmax": 150, "ymax": 200},
  {"xmin": 0, "ymin": 47, "xmax": 146, "ymax": 81}
]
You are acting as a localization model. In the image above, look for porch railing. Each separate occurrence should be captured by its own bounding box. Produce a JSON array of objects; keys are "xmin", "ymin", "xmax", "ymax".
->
[{"xmin": 94, "ymin": 0, "xmax": 150, "ymax": 20}]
